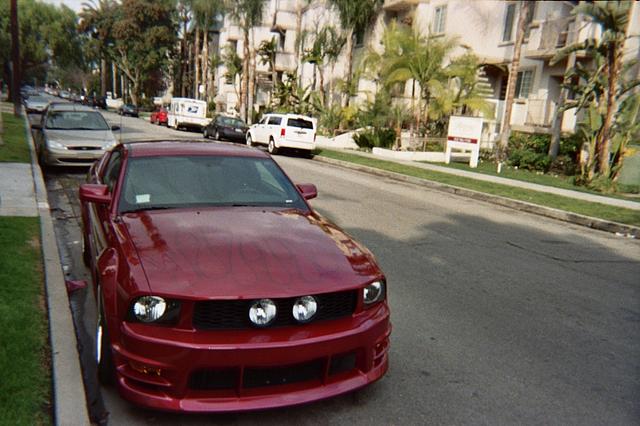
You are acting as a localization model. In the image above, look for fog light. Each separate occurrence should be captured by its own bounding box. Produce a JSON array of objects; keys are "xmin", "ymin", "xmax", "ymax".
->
[
  {"xmin": 249, "ymin": 299, "xmax": 277, "ymax": 326},
  {"xmin": 292, "ymin": 296, "xmax": 317, "ymax": 323}
]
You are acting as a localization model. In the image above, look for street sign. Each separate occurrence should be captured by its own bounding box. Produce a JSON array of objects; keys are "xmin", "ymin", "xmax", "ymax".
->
[{"xmin": 445, "ymin": 116, "xmax": 483, "ymax": 168}]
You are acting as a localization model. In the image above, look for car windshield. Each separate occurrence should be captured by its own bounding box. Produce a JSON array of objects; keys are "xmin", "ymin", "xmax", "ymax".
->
[
  {"xmin": 287, "ymin": 118, "xmax": 314, "ymax": 129},
  {"xmin": 219, "ymin": 116, "xmax": 245, "ymax": 127},
  {"xmin": 27, "ymin": 96, "xmax": 48, "ymax": 104},
  {"xmin": 118, "ymin": 155, "xmax": 308, "ymax": 213},
  {"xmin": 45, "ymin": 111, "xmax": 110, "ymax": 130}
]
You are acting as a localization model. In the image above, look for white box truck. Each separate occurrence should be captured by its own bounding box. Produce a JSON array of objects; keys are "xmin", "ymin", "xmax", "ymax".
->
[{"xmin": 167, "ymin": 98, "xmax": 209, "ymax": 131}]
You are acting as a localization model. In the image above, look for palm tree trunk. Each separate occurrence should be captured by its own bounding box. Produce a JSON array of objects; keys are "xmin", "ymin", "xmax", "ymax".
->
[
  {"xmin": 498, "ymin": 0, "xmax": 531, "ymax": 163},
  {"xmin": 100, "ymin": 57, "xmax": 107, "ymax": 97},
  {"xmin": 319, "ymin": 65, "xmax": 325, "ymax": 107},
  {"xmin": 194, "ymin": 28, "xmax": 201, "ymax": 99},
  {"xmin": 343, "ymin": 29, "xmax": 354, "ymax": 107},
  {"xmin": 241, "ymin": 28, "xmax": 250, "ymax": 121},
  {"xmin": 248, "ymin": 44, "xmax": 256, "ymax": 124},
  {"xmin": 202, "ymin": 27, "xmax": 209, "ymax": 103}
]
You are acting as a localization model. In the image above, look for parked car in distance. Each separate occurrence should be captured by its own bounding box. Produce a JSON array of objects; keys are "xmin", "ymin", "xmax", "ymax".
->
[
  {"xmin": 31, "ymin": 104, "xmax": 119, "ymax": 167},
  {"xmin": 246, "ymin": 113, "xmax": 316, "ymax": 156},
  {"xmin": 118, "ymin": 103, "xmax": 139, "ymax": 117},
  {"xmin": 150, "ymin": 106, "xmax": 168, "ymax": 125},
  {"xmin": 203, "ymin": 115, "xmax": 248, "ymax": 143},
  {"xmin": 79, "ymin": 141, "xmax": 390, "ymax": 412},
  {"xmin": 24, "ymin": 95, "xmax": 50, "ymax": 113}
]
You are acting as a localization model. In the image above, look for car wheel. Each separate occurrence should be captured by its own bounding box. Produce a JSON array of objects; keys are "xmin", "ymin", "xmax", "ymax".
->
[
  {"xmin": 96, "ymin": 288, "xmax": 115, "ymax": 385},
  {"xmin": 246, "ymin": 134, "xmax": 253, "ymax": 147},
  {"xmin": 203, "ymin": 128, "xmax": 209, "ymax": 139},
  {"xmin": 268, "ymin": 138, "xmax": 279, "ymax": 155},
  {"xmin": 215, "ymin": 130, "xmax": 220, "ymax": 141},
  {"xmin": 303, "ymin": 150, "xmax": 314, "ymax": 159}
]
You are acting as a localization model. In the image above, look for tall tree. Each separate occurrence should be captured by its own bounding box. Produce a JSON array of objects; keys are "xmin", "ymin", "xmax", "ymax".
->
[
  {"xmin": 79, "ymin": 0, "xmax": 117, "ymax": 97},
  {"xmin": 228, "ymin": 0, "xmax": 264, "ymax": 122},
  {"xmin": 191, "ymin": 0, "xmax": 225, "ymax": 102},
  {"xmin": 258, "ymin": 37, "xmax": 277, "ymax": 104},
  {"xmin": 551, "ymin": 1, "xmax": 636, "ymax": 184},
  {"xmin": 497, "ymin": 1, "xmax": 531, "ymax": 164},
  {"xmin": 302, "ymin": 25, "xmax": 345, "ymax": 108},
  {"xmin": 10, "ymin": 0, "xmax": 20, "ymax": 115},
  {"xmin": 328, "ymin": 0, "xmax": 383, "ymax": 107},
  {"xmin": 111, "ymin": 0, "xmax": 177, "ymax": 105}
]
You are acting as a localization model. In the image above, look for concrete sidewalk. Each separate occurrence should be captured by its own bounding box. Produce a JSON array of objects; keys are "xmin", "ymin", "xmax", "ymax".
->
[
  {"xmin": 326, "ymin": 148, "xmax": 640, "ymax": 211},
  {"xmin": 0, "ymin": 103, "xmax": 91, "ymax": 425}
]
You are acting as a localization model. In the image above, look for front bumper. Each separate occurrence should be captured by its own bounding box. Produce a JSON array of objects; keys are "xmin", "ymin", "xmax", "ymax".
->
[
  {"xmin": 111, "ymin": 302, "xmax": 390, "ymax": 412},
  {"xmin": 43, "ymin": 147, "xmax": 106, "ymax": 167}
]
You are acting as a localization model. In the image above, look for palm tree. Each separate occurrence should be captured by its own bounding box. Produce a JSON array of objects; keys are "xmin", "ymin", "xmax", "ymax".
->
[
  {"xmin": 380, "ymin": 22, "xmax": 458, "ymax": 136},
  {"xmin": 222, "ymin": 43, "xmax": 242, "ymax": 109},
  {"xmin": 79, "ymin": 0, "xmax": 117, "ymax": 97},
  {"xmin": 228, "ymin": 0, "xmax": 264, "ymax": 122},
  {"xmin": 551, "ymin": 1, "xmax": 635, "ymax": 182},
  {"xmin": 10, "ymin": 0, "xmax": 20, "ymax": 115},
  {"xmin": 302, "ymin": 26, "xmax": 345, "ymax": 108},
  {"xmin": 497, "ymin": 1, "xmax": 532, "ymax": 163},
  {"xmin": 191, "ymin": 0, "xmax": 225, "ymax": 102},
  {"xmin": 328, "ymin": 0, "xmax": 383, "ymax": 107},
  {"xmin": 258, "ymin": 37, "xmax": 277, "ymax": 103}
]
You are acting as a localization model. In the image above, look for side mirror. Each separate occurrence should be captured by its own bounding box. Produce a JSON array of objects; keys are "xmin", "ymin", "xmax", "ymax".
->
[
  {"xmin": 31, "ymin": 123, "xmax": 42, "ymax": 130},
  {"xmin": 296, "ymin": 183, "xmax": 317, "ymax": 200},
  {"xmin": 79, "ymin": 184, "xmax": 111, "ymax": 205},
  {"xmin": 111, "ymin": 125, "xmax": 120, "ymax": 131}
]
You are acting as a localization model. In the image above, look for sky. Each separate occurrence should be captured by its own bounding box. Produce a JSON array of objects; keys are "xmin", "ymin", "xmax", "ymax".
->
[{"xmin": 43, "ymin": 0, "xmax": 86, "ymax": 13}]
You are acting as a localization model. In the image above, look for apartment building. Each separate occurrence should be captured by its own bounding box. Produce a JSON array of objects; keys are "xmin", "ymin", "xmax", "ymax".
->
[{"xmin": 208, "ymin": 0, "xmax": 639, "ymax": 143}]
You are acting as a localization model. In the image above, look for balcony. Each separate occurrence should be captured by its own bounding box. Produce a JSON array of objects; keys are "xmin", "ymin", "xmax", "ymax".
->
[
  {"xmin": 275, "ymin": 52, "xmax": 296, "ymax": 72},
  {"xmin": 383, "ymin": 0, "xmax": 420, "ymax": 12},
  {"xmin": 526, "ymin": 17, "xmax": 600, "ymax": 60},
  {"xmin": 271, "ymin": 10, "xmax": 297, "ymax": 32}
]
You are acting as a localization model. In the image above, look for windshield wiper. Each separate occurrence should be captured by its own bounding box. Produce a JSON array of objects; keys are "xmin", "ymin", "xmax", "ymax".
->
[{"xmin": 120, "ymin": 206, "xmax": 176, "ymax": 214}]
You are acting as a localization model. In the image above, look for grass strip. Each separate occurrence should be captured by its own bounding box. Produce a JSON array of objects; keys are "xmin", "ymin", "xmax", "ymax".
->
[
  {"xmin": 0, "ymin": 112, "xmax": 31, "ymax": 163},
  {"xmin": 0, "ymin": 217, "xmax": 51, "ymax": 425},
  {"xmin": 317, "ymin": 149, "xmax": 640, "ymax": 227},
  {"xmin": 433, "ymin": 160, "xmax": 639, "ymax": 200}
]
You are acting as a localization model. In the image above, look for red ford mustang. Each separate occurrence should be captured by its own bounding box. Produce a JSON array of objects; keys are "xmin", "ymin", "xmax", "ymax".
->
[{"xmin": 80, "ymin": 141, "xmax": 390, "ymax": 412}]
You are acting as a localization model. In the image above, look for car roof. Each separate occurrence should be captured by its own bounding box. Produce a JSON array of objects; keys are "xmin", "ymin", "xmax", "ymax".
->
[
  {"xmin": 47, "ymin": 103, "xmax": 95, "ymax": 112},
  {"xmin": 124, "ymin": 140, "xmax": 269, "ymax": 159}
]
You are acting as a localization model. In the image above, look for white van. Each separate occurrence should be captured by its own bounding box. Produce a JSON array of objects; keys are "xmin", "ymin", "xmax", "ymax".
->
[{"xmin": 167, "ymin": 98, "xmax": 209, "ymax": 130}]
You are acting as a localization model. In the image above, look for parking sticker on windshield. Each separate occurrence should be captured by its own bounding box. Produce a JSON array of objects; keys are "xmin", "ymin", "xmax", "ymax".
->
[{"xmin": 136, "ymin": 194, "xmax": 151, "ymax": 204}]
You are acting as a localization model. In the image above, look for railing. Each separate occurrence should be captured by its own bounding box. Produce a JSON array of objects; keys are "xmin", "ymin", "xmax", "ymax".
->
[{"xmin": 525, "ymin": 98, "xmax": 555, "ymax": 127}]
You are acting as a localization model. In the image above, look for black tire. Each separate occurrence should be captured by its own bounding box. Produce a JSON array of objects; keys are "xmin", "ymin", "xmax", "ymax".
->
[
  {"xmin": 96, "ymin": 289, "xmax": 115, "ymax": 385},
  {"xmin": 268, "ymin": 138, "xmax": 279, "ymax": 155},
  {"xmin": 246, "ymin": 134, "xmax": 253, "ymax": 147},
  {"xmin": 203, "ymin": 128, "xmax": 209, "ymax": 139}
]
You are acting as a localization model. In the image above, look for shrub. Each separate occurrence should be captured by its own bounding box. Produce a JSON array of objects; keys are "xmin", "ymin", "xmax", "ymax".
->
[
  {"xmin": 507, "ymin": 131, "xmax": 582, "ymax": 174},
  {"xmin": 353, "ymin": 128, "xmax": 396, "ymax": 149}
]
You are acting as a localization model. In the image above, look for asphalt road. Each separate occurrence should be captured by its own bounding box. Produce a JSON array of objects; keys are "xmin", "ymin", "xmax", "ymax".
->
[{"xmin": 40, "ymin": 111, "xmax": 640, "ymax": 425}]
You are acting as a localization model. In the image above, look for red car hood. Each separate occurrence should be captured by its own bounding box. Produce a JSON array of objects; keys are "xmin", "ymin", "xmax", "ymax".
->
[{"xmin": 122, "ymin": 208, "xmax": 381, "ymax": 299}]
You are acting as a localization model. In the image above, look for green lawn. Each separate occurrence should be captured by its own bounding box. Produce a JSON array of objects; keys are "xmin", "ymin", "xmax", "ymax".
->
[
  {"xmin": 433, "ymin": 159, "xmax": 640, "ymax": 200},
  {"xmin": 316, "ymin": 149, "xmax": 640, "ymax": 227},
  {"xmin": 0, "ymin": 112, "xmax": 31, "ymax": 163},
  {"xmin": 0, "ymin": 217, "xmax": 51, "ymax": 425}
]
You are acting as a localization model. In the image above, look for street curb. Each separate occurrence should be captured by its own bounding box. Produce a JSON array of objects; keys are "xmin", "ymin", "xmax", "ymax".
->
[
  {"xmin": 23, "ymin": 115, "xmax": 91, "ymax": 425},
  {"xmin": 313, "ymin": 155, "xmax": 640, "ymax": 239}
]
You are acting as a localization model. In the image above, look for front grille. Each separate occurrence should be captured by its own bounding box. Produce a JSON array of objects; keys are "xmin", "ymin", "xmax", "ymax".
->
[
  {"xmin": 193, "ymin": 290, "xmax": 357, "ymax": 330},
  {"xmin": 188, "ymin": 352, "xmax": 358, "ymax": 391},
  {"xmin": 67, "ymin": 146, "xmax": 100, "ymax": 151}
]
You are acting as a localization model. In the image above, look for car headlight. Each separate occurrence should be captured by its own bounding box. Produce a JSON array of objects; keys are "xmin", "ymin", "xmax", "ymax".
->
[
  {"xmin": 363, "ymin": 281, "xmax": 385, "ymax": 305},
  {"xmin": 132, "ymin": 296, "xmax": 180, "ymax": 323},
  {"xmin": 104, "ymin": 140, "xmax": 118, "ymax": 150},
  {"xmin": 46, "ymin": 139, "xmax": 67, "ymax": 150},
  {"xmin": 292, "ymin": 296, "xmax": 317, "ymax": 323},
  {"xmin": 249, "ymin": 299, "xmax": 277, "ymax": 327}
]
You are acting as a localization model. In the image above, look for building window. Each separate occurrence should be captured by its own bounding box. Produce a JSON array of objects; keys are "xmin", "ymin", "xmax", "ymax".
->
[
  {"xmin": 433, "ymin": 5, "xmax": 447, "ymax": 34},
  {"xmin": 515, "ymin": 69, "xmax": 534, "ymax": 98},
  {"xmin": 503, "ymin": 3, "xmax": 516, "ymax": 42}
]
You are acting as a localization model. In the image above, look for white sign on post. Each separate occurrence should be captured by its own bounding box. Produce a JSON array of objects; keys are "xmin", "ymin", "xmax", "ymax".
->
[{"xmin": 445, "ymin": 116, "xmax": 483, "ymax": 168}]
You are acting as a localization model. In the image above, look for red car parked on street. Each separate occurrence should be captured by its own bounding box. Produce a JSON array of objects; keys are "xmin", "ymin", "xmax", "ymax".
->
[
  {"xmin": 150, "ymin": 106, "xmax": 168, "ymax": 125},
  {"xmin": 79, "ymin": 141, "xmax": 390, "ymax": 412}
]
